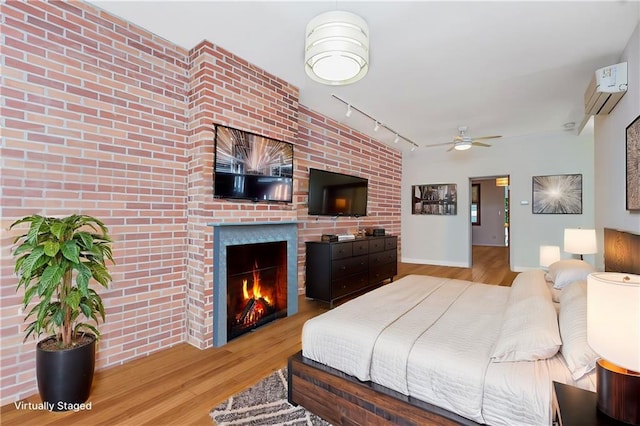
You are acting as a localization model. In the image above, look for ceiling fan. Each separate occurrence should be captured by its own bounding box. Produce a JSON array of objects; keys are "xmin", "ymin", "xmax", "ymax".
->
[{"xmin": 426, "ymin": 126, "xmax": 502, "ymax": 151}]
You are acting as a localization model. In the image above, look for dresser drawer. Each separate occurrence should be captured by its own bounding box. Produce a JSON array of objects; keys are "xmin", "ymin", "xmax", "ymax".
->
[
  {"xmin": 332, "ymin": 255, "xmax": 368, "ymax": 280},
  {"xmin": 352, "ymin": 240, "xmax": 369, "ymax": 256},
  {"xmin": 331, "ymin": 242, "xmax": 353, "ymax": 260},
  {"xmin": 370, "ymin": 249, "xmax": 396, "ymax": 265},
  {"xmin": 332, "ymin": 274, "xmax": 369, "ymax": 298},
  {"xmin": 369, "ymin": 238, "xmax": 386, "ymax": 253},
  {"xmin": 385, "ymin": 237, "xmax": 397, "ymax": 250},
  {"xmin": 370, "ymin": 262, "xmax": 397, "ymax": 284}
]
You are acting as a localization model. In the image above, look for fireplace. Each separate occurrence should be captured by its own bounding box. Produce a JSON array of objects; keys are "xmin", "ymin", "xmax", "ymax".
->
[
  {"xmin": 210, "ymin": 221, "xmax": 298, "ymax": 347},
  {"xmin": 227, "ymin": 241, "xmax": 287, "ymax": 341}
]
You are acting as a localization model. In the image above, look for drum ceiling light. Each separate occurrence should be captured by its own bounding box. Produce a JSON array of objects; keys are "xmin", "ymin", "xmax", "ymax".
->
[{"xmin": 304, "ymin": 11, "xmax": 369, "ymax": 85}]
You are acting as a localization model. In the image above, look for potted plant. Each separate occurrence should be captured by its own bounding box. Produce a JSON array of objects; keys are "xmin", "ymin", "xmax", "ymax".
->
[{"xmin": 10, "ymin": 214, "xmax": 113, "ymax": 411}]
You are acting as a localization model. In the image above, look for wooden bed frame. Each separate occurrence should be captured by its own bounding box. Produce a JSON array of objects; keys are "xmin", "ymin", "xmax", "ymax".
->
[
  {"xmin": 288, "ymin": 229, "xmax": 640, "ymax": 425},
  {"xmin": 287, "ymin": 351, "xmax": 480, "ymax": 426}
]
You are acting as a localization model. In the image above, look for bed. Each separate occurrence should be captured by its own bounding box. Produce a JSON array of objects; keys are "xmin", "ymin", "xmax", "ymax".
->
[{"xmin": 288, "ymin": 269, "xmax": 598, "ymax": 426}]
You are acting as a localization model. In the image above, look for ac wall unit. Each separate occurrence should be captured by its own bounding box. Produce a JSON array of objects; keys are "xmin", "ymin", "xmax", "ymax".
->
[{"xmin": 584, "ymin": 62, "xmax": 627, "ymax": 115}]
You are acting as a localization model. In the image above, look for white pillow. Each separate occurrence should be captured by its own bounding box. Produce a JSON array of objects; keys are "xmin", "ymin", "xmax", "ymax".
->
[
  {"xmin": 491, "ymin": 296, "xmax": 561, "ymax": 362},
  {"xmin": 547, "ymin": 281, "xmax": 562, "ymax": 303},
  {"xmin": 491, "ymin": 272, "xmax": 561, "ymax": 362},
  {"xmin": 545, "ymin": 259, "xmax": 595, "ymax": 289},
  {"xmin": 559, "ymin": 280, "xmax": 599, "ymax": 380}
]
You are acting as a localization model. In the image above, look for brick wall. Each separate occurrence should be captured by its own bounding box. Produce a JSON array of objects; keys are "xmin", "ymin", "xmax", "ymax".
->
[
  {"xmin": 0, "ymin": 1, "xmax": 189, "ymax": 404},
  {"xmin": 0, "ymin": 0, "xmax": 402, "ymax": 405},
  {"xmin": 295, "ymin": 106, "xmax": 403, "ymax": 268},
  {"xmin": 185, "ymin": 41, "xmax": 299, "ymax": 348}
]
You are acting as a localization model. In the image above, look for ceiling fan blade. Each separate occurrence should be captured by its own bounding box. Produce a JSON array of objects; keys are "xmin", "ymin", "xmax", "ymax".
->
[
  {"xmin": 424, "ymin": 141, "xmax": 455, "ymax": 148},
  {"xmin": 472, "ymin": 135, "xmax": 502, "ymax": 141},
  {"xmin": 446, "ymin": 144, "xmax": 456, "ymax": 152},
  {"xmin": 472, "ymin": 141, "xmax": 492, "ymax": 147}
]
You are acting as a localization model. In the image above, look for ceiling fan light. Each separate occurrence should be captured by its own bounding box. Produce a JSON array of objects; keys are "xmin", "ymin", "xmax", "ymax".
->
[
  {"xmin": 454, "ymin": 141, "xmax": 472, "ymax": 151},
  {"xmin": 305, "ymin": 11, "xmax": 369, "ymax": 85}
]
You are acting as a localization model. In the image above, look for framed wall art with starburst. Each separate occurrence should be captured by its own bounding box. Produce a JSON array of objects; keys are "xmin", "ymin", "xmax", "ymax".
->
[
  {"xmin": 626, "ymin": 115, "xmax": 640, "ymax": 211},
  {"xmin": 532, "ymin": 174, "xmax": 583, "ymax": 214}
]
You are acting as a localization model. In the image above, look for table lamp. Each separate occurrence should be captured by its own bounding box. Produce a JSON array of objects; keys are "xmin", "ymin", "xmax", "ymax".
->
[
  {"xmin": 587, "ymin": 272, "xmax": 640, "ymax": 424},
  {"xmin": 564, "ymin": 228, "xmax": 597, "ymax": 260},
  {"xmin": 539, "ymin": 245, "xmax": 561, "ymax": 268}
]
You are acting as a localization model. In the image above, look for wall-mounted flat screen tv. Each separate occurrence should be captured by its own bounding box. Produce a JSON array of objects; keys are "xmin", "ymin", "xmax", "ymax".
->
[
  {"xmin": 308, "ymin": 168, "xmax": 368, "ymax": 217},
  {"xmin": 213, "ymin": 124, "xmax": 293, "ymax": 203}
]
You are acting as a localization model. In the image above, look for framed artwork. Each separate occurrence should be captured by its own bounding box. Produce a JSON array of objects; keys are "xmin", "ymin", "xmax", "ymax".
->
[
  {"xmin": 412, "ymin": 184, "xmax": 457, "ymax": 215},
  {"xmin": 532, "ymin": 174, "xmax": 582, "ymax": 214},
  {"xmin": 626, "ymin": 114, "xmax": 640, "ymax": 211}
]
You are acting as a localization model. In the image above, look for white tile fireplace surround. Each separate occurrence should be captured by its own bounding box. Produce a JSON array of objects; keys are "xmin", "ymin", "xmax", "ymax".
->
[{"xmin": 208, "ymin": 221, "xmax": 299, "ymax": 347}]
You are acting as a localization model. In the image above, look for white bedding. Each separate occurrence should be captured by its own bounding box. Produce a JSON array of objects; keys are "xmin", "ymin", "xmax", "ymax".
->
[{"xmin": 301, "ymin": 272, "xmax": 596, "ymax": 426}]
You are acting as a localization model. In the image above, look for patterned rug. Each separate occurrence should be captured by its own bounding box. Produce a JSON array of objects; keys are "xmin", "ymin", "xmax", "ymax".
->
[{"xmin": 210, "ymin": 368, "xmax": 331, "ymax": 425}]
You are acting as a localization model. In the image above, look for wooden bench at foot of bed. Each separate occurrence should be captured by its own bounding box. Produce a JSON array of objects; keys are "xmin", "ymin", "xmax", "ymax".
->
[{"xmin": 287, "ymin": 351, "xmax": 481, "ymax": 426}]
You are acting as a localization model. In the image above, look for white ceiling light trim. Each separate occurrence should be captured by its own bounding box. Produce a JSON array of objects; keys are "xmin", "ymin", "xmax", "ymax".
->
[
  {"xmin": 454, "ymin": 140, "xmax": 472, "ymax": 151},
  {"xmin": 305, "ymin": 11, "xmax": 369, "ymax": 85}
]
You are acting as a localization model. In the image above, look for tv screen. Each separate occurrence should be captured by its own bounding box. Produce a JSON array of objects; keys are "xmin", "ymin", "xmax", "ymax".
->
[
  {"xmin": 308, "ymin": 168, "xmax": 368, "ymax": 216},
  {"xmin": 213, "ymin": 124, "xmax": 293, "ymax": 203}
]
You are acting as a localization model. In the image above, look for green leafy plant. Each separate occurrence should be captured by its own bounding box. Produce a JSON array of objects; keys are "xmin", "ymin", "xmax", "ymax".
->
[{"xmin": 10, "ymin": 214, "xmax": 114, "ymax": 349}]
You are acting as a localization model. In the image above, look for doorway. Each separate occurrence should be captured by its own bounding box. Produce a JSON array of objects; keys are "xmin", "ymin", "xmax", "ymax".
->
[{"xmin": 469, "ymin": 176, "xmax": 510, "ymax": 266}]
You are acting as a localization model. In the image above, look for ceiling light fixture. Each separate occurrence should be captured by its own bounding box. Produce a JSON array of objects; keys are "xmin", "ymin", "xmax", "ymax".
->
[
  {"xmin": 331, "ymin": 94, "xmax": 419, "ymax": 150},
  {"xmin": 345, "ymin": 104, "xmax": 352, "ymax": 118},
  {"xmin": 454, "ymin": 140, "xmax": 472, "ymax": 151},
  {"xmin": 304, "ymin": 11, "xmax": 369, "ymax": 85}
]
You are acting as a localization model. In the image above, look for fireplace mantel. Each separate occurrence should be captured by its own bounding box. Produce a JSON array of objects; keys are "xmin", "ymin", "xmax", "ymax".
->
[{"xmin": 208, "ymin": 221, "xmax": 299, "ymax": 347}]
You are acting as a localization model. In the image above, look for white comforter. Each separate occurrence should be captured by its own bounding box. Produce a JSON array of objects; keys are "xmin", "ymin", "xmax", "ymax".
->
[{"xmin": 302, "ymin": 273, "xmax": 593, "ymax": 426}]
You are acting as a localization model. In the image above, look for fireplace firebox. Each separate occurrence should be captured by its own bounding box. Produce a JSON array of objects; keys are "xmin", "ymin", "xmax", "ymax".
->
[{"xmin": 226, "ymin": 241, "xmax": 287, "ymax": 341}]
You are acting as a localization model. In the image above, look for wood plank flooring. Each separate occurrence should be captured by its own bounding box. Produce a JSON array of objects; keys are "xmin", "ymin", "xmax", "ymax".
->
[{"xmin": 0, "ymin": 245, "xmax": 517, "ymax": 426}]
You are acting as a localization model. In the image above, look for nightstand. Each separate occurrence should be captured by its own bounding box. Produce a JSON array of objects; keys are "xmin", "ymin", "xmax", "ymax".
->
[{"xmin": 553, "ymin": 382, "xmax": 627, "ymax": 426}]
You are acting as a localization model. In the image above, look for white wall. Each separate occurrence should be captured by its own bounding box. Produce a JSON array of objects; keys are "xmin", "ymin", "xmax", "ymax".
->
[
  {"xmin": 594, "ymin": 23, "xmax": 640, "ymax": 270},
  {"xmin": 401, "ymin": 129, "xmax": 595, "ymax": 271}
]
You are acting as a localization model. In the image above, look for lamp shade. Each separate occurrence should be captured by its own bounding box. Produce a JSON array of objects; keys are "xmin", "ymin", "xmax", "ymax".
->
[
  {"xmin": 587, "ymin": 272, "xmax": 640, "ymax": 372},
  {"xmin": 539, "ymin": 245, "xmax": 561, "ymax": 268},
  {"xmin": 304, "ymin": 11, "xmax": 369, "ymax": 85},
  {"xmin": 564, "ymin": 228, "xmax": 597, "ymax": 255}
]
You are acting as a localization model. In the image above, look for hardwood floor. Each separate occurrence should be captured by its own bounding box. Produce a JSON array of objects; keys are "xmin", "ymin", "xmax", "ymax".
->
[{"xmin": 0, "ymin": 245, "xmax": 516, "ymax": 426}]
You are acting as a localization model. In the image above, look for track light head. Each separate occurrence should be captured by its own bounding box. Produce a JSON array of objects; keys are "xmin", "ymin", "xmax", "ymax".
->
[
  {"xmin": 345, "ymin": 105, "xmax": 352, "ymax": 118},
  {"xmin": 394, "ymin": 134, "xmax": 399, "ymax": 144}
]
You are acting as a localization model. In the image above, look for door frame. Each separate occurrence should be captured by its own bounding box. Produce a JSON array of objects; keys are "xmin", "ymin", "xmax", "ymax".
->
[{"xmin": 468, "ymin": 175, "xmax": 511, "ymax": 267}]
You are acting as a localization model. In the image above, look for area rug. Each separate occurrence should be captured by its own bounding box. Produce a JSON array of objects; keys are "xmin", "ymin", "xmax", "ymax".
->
[{"xmin": 210, "ymin": 368, "xmax": 331, "ymax": 425}]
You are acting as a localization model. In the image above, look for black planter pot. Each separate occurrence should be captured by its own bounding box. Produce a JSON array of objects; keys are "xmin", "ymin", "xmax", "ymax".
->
[{"xmin": 36, "ymin": 334, "xmax": 96, "ymax": 411}]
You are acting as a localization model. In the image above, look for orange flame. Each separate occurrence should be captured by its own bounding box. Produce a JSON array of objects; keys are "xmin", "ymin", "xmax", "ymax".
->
[{"xmin": 241, "ymin": 262, "xmax": 271, "ymax": 305}]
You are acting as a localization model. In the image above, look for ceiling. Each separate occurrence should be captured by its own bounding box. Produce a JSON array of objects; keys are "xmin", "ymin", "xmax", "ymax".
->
[{"xmin": 90, "ymin": 1, "xmax": 639, "ymax": 152}]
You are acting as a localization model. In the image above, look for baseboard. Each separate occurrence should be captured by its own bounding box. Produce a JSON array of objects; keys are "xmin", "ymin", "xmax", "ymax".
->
[{"xmin": 401, "ymin": 257, "xmax": 469, "ymax": 268}]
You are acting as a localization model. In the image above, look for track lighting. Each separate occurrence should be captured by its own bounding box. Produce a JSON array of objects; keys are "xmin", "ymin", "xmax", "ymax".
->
[{"xmin": 331, "ymin": 94, "xmax": 419, "ymax": 150}]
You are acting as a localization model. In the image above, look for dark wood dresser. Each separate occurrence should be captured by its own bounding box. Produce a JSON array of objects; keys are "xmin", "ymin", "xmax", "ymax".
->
[{"xmin": 305, "ymin": 236, "xmax": 397, "ymax": 307}]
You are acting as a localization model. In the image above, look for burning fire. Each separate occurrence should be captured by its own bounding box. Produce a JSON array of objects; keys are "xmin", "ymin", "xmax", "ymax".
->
[
  {"xmin": 241, "ymin": 262, "xmax": 271, "ymax": 304},
  {"xmin": 235, "ymin": 261, "xmax": 273, "ymax": 327}
]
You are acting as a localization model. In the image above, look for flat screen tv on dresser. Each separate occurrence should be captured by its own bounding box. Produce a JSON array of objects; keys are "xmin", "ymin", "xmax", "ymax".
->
[
  {"xmin": 213, "ymin": 124, "xmax": 293, "ymax": 203},
  {"xmin": 308, "ymin": 168, "xmax": 368, "ymax": 216}
]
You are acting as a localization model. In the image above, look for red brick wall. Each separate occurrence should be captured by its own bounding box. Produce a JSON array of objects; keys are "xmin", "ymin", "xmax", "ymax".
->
[
  {"xmin": 295, "ymin": 106, "xmax": 403, "ymax": 275},
  {"xmin": 0, "ymin": 1, "xmax": 189, "ymax": 404},
  {"xmin": 0, "ymin": 0, "xmax": 402, "ymax": 405},
  {"xmin": 185, "ymin": 41, "xmax": 299, "ymax": 348}
]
